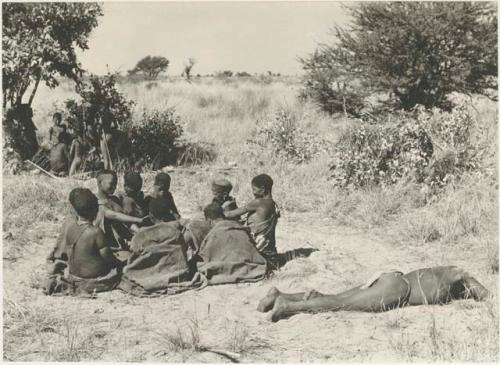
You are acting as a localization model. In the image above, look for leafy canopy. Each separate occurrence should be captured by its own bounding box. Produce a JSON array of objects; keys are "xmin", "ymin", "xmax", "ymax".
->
[
  {"xmin": 301, "ymin": 2, "xmax": 498, "ymax": 112},
  {"xmin": 2, "ymin": 2, "xmax": 103, "ymax": 108}
]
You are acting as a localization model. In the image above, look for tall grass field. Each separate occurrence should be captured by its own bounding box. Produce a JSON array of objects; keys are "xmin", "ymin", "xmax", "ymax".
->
[{"xmin": 3, "ymin": 76, "xmax": 498, "ymax": 361}]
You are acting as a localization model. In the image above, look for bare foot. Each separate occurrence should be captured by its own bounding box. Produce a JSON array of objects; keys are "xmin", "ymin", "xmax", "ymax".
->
[
  {"xmin": 266, "ymin": 296, "xmax": 289, "ymax": 322},
  {"xmin": 257, "ymin": 287, "xmax": 281, "ymax": 312}
]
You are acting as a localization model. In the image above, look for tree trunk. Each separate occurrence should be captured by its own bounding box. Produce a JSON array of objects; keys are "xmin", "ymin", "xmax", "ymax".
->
[{"xmin": 28, "ymin": 75, "xmax": 41, "ymax": 106}]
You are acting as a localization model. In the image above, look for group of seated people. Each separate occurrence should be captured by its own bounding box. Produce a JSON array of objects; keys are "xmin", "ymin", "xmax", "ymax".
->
[
  {"xmin": 45, "ymin": 170, "xmax": 280, "ymax": 296},
  {"xmin": 44, "ymin": 168, "xmax": 491, "ymax": 321}
]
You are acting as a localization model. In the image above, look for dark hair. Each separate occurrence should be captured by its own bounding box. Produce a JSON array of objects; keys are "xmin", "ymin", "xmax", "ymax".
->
[
  {"xmin": 251, "ymin": 174, "xmax": 273, "ymax": 192},
  {"xmin": 69, "ymin": 188, "xmax": 98, "ymax": 220},
  {"xmin": 96, "ymin": 169, "xmax": 117, "ymax": 182},
  {"xmin": 53, "ymin": 112, "xmax": 62, "ymax": 121},
  {"xmin": 203, "ymin": 203, "xmax": 224, "ymax": 220},
  {"xmin": 124, "ymin": 171, "xmax": 143, "ymax": 191},
  {"xmin": 154, "ymin": 172, "xmax": 171, "ymax": 189},
  {"xmin": 149, "ymin": 197, "xmax": 171, "ymax": 220}
]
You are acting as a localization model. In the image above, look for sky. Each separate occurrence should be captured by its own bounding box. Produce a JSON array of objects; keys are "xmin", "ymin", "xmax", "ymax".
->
[{"xmin": 76, "ymin": 2, "xmax": 352, "ymax": 76}]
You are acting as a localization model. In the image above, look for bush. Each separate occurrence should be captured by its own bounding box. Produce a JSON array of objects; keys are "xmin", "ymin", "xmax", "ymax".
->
[
  {"xmin": 126, "ymin": 108, "xmax": 183, "ymax": 168},
  {"xmin": 329, "ymin": 112, "xmax": 434, "ymax": 188},
  {"xmin": 247, "ymin": 109, "xmax": 329, "ymax": 164},
  {"xmin": 329, "ymin": 105, "xmax": 491, "ymax": 190}
]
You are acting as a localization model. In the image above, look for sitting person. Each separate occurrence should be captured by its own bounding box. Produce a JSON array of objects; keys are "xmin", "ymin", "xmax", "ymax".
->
[
  {"xmin": 48, "ymin": 112, "xmax": 71, "ymax": 147},
  {"xmin": 195, "ymin": 203, "xmax": 268, "ymax": 285},
  {"xmin": 44, "ymin": 188, "xmax": 122, "ymax": 295},
  {"xmin": 117, "ymin": 171, "xmax": 148, "ymax": 218},
  {"xmin": 119, "ymin": 197, "xmax": 197, "ymax": 296},
  {"xmin": 68, "ymin": 128, "xmax": 89, "ymax": 176},
  {"xmin": 49, "ymin": 133, "xmax": 70, "ymax": 176},
  {"xmin": 211, "ymin": 178, "xmax": 238, "ymax": 212},
  {"xmin": 144, "ymin": 172, "xmax": 180, "ymax": 221},
  {"xmin": 258, "ymin": 266, "xmax": 491, "ymax": 322},
  {"xmin": 224, "ymin": 174, "xmax": 280, "ymax": 268},
  {"xmin": 94, "ymin": 170, "xmax": 146, "ymax": 250}
]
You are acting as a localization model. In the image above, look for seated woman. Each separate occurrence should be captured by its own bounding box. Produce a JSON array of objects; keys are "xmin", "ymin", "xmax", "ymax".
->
[
  {"xmin": 258, "ymin": 266, "xmax": 490, "ymax": 322},
  {"xmin": 44, "ymin": 188, "xmax": 123, "ymax": 295}
]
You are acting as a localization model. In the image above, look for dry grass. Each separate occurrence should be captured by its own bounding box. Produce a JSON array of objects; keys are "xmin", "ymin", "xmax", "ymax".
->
[{"xmin": 4, "ymin": 78, "xmax": 498, "ymax": 362}]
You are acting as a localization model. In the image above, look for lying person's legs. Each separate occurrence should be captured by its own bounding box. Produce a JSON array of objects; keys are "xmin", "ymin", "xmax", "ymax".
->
[
  {"xmin": 267, "ymin": 272, "xmax": 409, "ymax": 322},
  {"xmin": 257, "ymin": 287, "xmax": 325, "ymax": 312}
]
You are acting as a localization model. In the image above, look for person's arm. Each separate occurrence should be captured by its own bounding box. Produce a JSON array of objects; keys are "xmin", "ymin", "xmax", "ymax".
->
[
  {"xmin": 224, "ymin": 199, "xmax": 259, "ymax": 219},
  {"xmin": 95, "ymin": 229, "xmax": 123, "ymax": 268},
  {"xmin": 102, "ymin": 205, "xmax": 144, "ymax": 224}
]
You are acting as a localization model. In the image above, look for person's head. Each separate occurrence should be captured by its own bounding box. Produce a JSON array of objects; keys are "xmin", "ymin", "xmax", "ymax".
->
[
  {"xmin": 152, "ymin": 172, "xmax": 171, "ymax": 198},
  {"xmin": 53, "ymin": 112, "xmax": 62, "ymax": 125},
  {"xmin": 211, "ymin": 178, "xmax": 233, "ymax": 201},
  {"xmin": 148, "ymin": 197, "xmax": 171, "ymax": 224},
  {"xmin": 69, "ymin": 188, "xmax": 99, "ymax": 221},
  {"xmin": 203, "ymin": 203, "xmax": 224, "ymax": 224},
  {"xmin": 251, "ymin": 174, "xmax": 273, "ymax": 198},
  {"xmin": 96, "ymin": 169, "xmax": 118, "ymax": 196},
  {"xmin": 124, "ymin": 171, "xmax": 143, "ymax": 196}
]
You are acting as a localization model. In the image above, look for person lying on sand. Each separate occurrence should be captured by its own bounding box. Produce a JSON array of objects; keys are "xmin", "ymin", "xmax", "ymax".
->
[
  {"xmin": 224, "ymin": 174, "xmax": 280, "ymax": 268},
  {"xmin": 211, "ymin": 178, "xmax": 238, "ymax": 212},
  {"xmin": 94, "ymin": 170, "xmax": 147, "ymax": 250},
  {"xmin": 144, "ymin": 172, "xmax": 180, "ymax": 222},
  {"xmin": 257, "ymin": 266, "xmax": 491, "ymax": 322},
  {"xmin": 44, "ymin": 188, "xmax": 123, "ymax": 295}
]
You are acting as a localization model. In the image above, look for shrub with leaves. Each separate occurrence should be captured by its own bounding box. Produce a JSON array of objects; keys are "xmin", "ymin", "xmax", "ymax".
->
[
  {"xmin": 330, "ymin": 105, "xmax": 491, "ymax": 189},
  {"xmin": 416, "ymin": 105, "xmax": 491, "ymax": 188},
  {"xmin": 66, "ymin": 73, "xmax": 134, "ymax": 135},
  {"xmin": 248, "ymin": 109, "xmax": 328, "ymax": 163},
  {"xmin": 127, "ymin": 108, "xmax": 183, "ymax": 168},
  {"xmin": 330, "ymin": 113, "xmax": 434, "ymax": 188}
]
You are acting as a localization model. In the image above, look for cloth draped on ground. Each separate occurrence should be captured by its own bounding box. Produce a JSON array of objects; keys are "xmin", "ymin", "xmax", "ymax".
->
[
  {"xmin": 118, "ymin": 221, "xmax": 205, "ymax": 296},
  {"xmin": 183, "ymin": 219, "xmax": 212, "ymax": 261},
  {"xmin": 197, "ymin": 220, "xmax": 269, "ymax": 285},
  {"xmin": 246, "ymin": 202, "xmax": 280, "ymax": 267}
]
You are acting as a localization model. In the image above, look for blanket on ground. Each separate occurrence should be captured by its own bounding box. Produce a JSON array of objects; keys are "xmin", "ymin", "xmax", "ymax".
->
[
  {"xmin": 197, "ymin": 220, "xmax": 268, "ymax": 285},
  {"xmin": 119, "ymin": 221, "xmax": 204, "ymax": 296}
]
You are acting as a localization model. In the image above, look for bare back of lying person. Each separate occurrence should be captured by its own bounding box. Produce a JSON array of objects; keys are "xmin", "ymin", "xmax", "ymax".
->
[
  {"xmin": 224, "ymin": 174, "xmax": 280, "ymax": 267},
  {"xmin": 258, "ymin": 266, "xmax": 490, "ymax": 322}
]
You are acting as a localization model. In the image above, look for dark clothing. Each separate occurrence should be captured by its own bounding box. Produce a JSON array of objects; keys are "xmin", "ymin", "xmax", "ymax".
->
[{"xmin": 144, "ymin": 191, "xmax": 179, "ymax": 221}]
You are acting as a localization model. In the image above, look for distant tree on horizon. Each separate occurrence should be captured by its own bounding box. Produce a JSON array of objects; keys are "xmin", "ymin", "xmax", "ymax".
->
[
  {"xmin": 182, "ymin": 58, "xmax": 196, "ymax": 81},
  {"xmin": 128, "ymin": 56, "xmax": 170, "ymax": 80}
]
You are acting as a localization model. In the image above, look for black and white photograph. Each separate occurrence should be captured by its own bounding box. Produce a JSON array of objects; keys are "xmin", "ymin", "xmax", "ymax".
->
[{"xmin": 2, "ymin": 1, "xmax": 498, "ymax": 362}]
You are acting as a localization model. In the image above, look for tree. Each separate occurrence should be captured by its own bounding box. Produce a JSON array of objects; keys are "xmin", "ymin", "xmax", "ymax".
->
[
  {"xmin": 182, "ymin": 58, "xmax": 196, "ymax": 81},
  {"xmin": 2, "ymin": 3, "xmax": 103, "ymax": 109},
  {"xmin": 128, "ymin": 56, "xmax": 169, "ymax": 80},
  {"xmin": 301, "ymin": 2, "xmax": 497, "ymax": 111}
]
